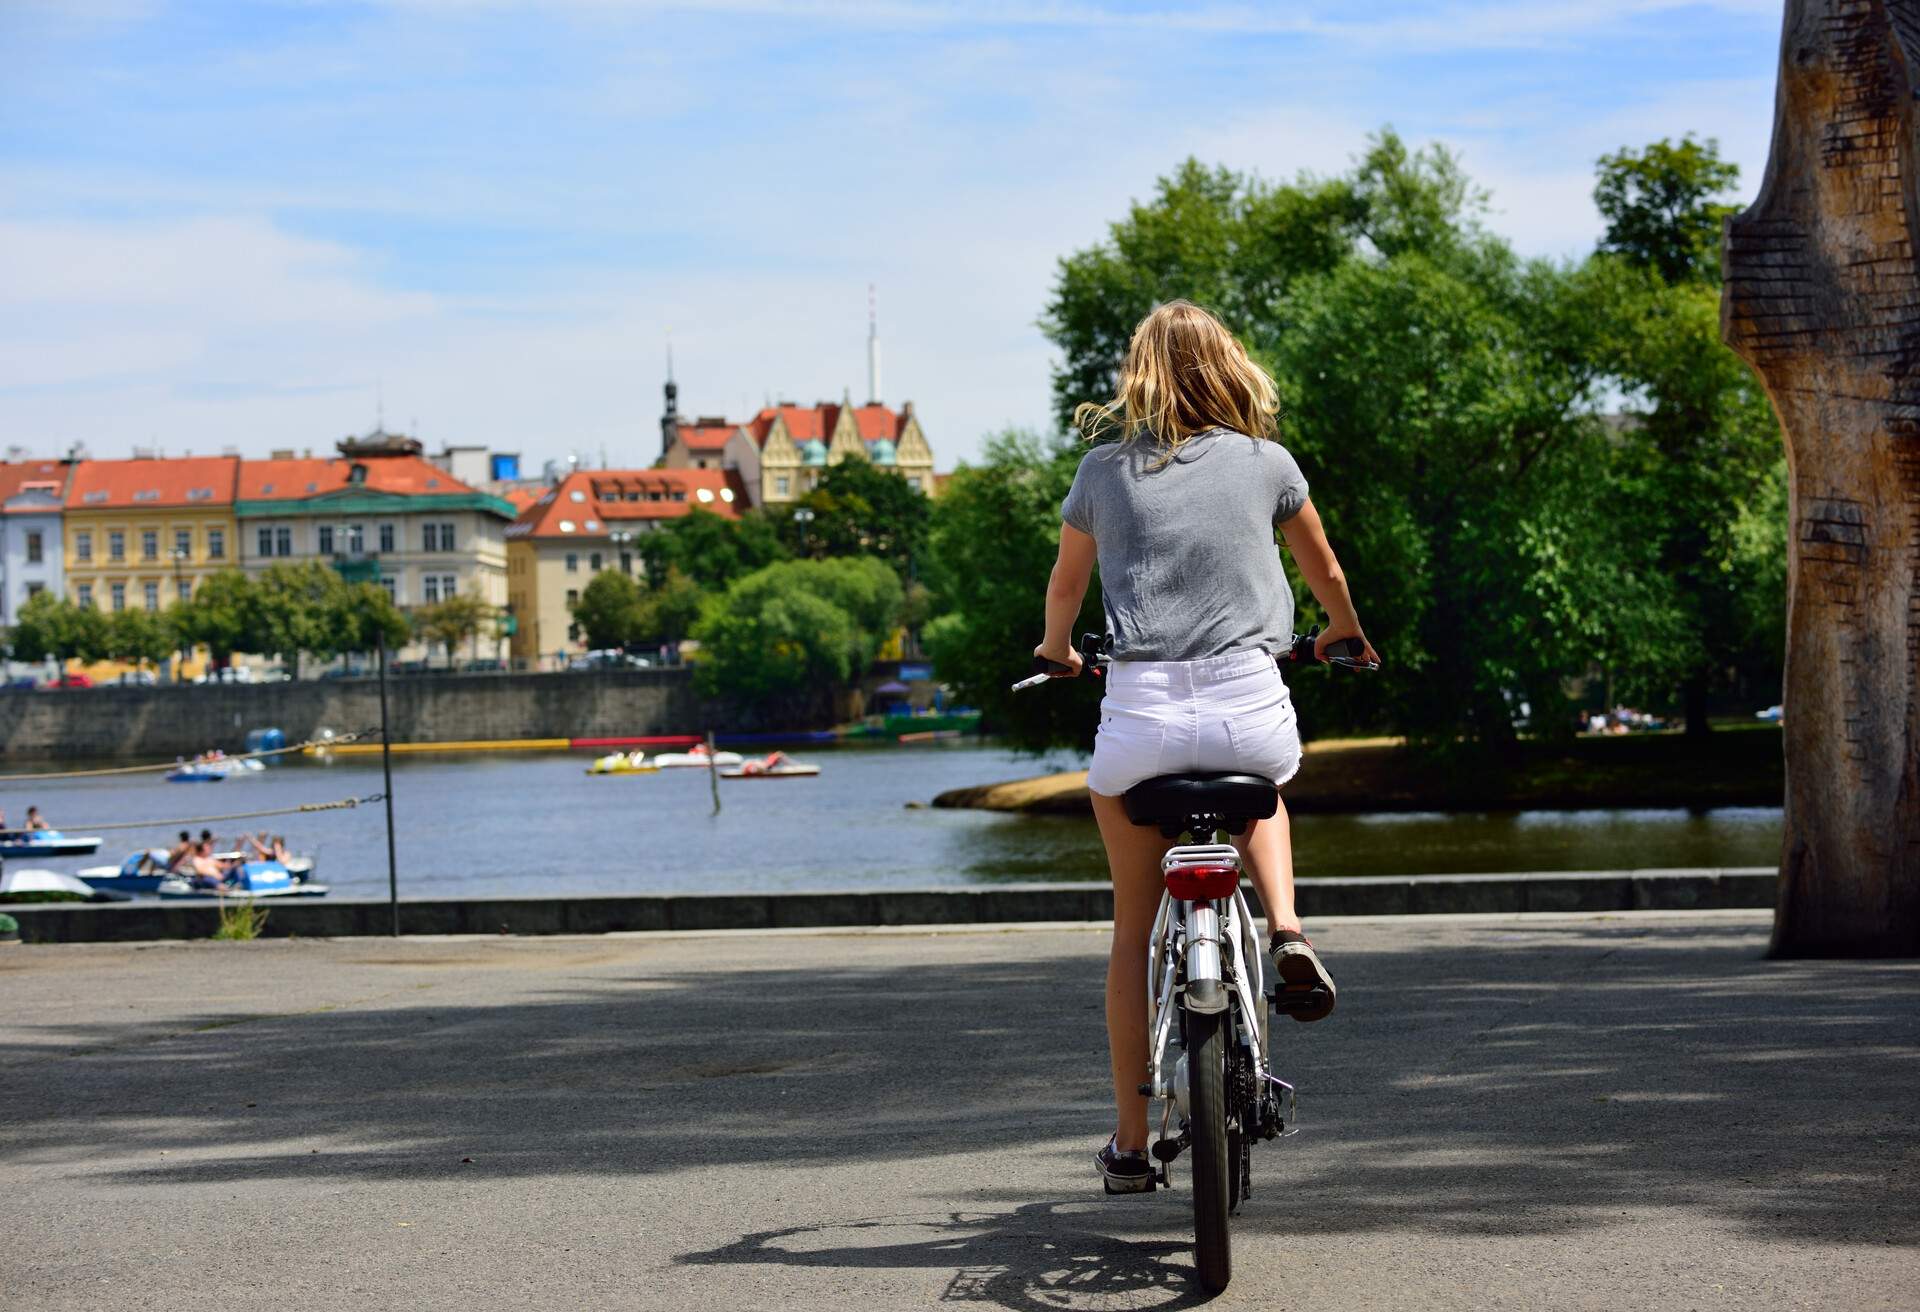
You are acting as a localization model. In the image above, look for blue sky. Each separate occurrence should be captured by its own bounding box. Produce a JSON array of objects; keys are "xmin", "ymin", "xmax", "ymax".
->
[{"xmin": 1, "ymin": 1, "xmax": 1783, "ymax": 472}]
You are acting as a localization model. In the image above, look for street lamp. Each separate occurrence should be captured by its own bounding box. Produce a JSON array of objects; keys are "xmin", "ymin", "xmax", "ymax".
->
[
  {"xmin": 169, "ymin": 548, "xmax": 189, "ymax": 682},
  {"xmin": 609, "ymin": 528, "xmax": 635, "ymax": 575}
]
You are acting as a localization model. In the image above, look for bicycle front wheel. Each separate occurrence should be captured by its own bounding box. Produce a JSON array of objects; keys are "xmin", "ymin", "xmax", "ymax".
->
[{"xmin": 1185, "ymin": 1005, "xmax": 1232, "ymax": 1292}]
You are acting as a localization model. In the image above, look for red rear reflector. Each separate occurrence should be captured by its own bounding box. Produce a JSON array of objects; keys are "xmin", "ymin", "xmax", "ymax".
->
[{"xmin": 1165, "ymin": 864, "xmax": 1240, "ymax": 899}]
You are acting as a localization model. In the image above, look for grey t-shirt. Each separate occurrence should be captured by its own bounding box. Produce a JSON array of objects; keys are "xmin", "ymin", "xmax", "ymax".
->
[{"xmin": 1061, "ymin": 427, "xmax": 1309, "ymax": 662}]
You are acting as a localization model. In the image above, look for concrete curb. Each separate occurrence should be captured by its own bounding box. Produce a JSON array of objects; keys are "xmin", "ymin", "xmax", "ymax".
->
[{"xmin": 4, "ymin": 868, "xmax": 1775, "ymax": 944}]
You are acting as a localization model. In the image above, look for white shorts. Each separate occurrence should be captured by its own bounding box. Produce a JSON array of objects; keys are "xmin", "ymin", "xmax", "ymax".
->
[{"xmin": 1086, "ymin": 647, "xmax": 1303, "ymax": 798}]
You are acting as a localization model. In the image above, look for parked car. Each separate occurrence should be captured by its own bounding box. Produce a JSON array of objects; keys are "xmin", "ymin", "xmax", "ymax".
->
[
  {"xmin": 40, "ymin": 673, "xmax": 93, "ymax": 690},
  {"xmin": 195, "ymin": 666, "xmax": 256, "ymax": 685},
  {"xmin": 113, "ymin": 670, "xmax": 157, "ymax": 687},
  {"xmin": 570, "ymin": 649, "xmax": 651, "ymax": 671},
  {"xmin": 460, "ymin": 658, "xmax": 506, "ymax": 673},
  {"xmin": 1, "ymin": 676, "xmax": 39, "ymax": 691}
]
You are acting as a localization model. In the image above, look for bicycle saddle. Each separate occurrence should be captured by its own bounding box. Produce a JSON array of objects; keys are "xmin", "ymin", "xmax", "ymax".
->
[{"xmin": 1122, "ymin": 773, "xmax": 1279, "ymax": 832}]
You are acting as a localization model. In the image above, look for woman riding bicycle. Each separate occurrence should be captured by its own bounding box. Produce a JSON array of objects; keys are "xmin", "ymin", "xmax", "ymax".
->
[{"xmin": 1032, "ymin": 298, "xmax": 1378, "ymax": 1190}]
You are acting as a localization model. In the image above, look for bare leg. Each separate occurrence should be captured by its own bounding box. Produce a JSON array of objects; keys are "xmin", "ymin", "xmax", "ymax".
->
[
  {"xmin": 1092, "ymin": 789, "xmax": 1173, "ymax": 1152},
  {"xmin": 1231, "ymin": 796, "xmax": 1301, "ymax": 936}
]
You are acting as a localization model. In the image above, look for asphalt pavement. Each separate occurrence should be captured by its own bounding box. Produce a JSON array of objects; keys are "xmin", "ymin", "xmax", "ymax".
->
[{"xmin": 1, "ymin": 912, "xmax": 1915, "ymax": 1311}]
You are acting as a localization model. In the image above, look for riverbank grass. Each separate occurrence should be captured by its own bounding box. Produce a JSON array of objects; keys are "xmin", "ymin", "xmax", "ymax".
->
[{"xmin": 213, "ymin": 898, "xmax": 268, "ymax": 941}]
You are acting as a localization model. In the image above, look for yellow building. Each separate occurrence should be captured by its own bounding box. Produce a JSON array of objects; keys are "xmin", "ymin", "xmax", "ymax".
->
[
  {"xmin": 65, "ymin": 456, "xmax": 240, "ymax": 677},
  {"xmin": 505, "ymin": 467, "xmax": 745, "ymax": 669}
]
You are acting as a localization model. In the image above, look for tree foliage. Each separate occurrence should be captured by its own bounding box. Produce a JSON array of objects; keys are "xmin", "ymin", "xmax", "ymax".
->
[
  {"xmin": 570, "ymin": 570, "xmax": 646, "ymax": 650},
  {"xmin": 782, "ymin": 458, "xmax": 931, "ymax": 578},
  {"xmin": 922, "ymin": 431, "xmax": 1106, "ymax": 751},
  {"xmin": 1015, "ymin": 128, "xmax": 1784, "ymax": 747},
  {"xmin": 691, "ymin": 556, "xmax": 902, "ymax": 713},
  {"xmin": 643, "ymin": 508, "xmax": 789, "ymax": 591},
  {"xmin": 413, "ymin": 591, "xmax": 491, "ymax": 667}
]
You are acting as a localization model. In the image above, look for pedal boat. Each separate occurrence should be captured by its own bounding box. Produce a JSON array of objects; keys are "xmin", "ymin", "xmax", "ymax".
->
[
  {"xmin": 651, "ymin": 744, "xmax": 744, "ymax": 768},
  {"xmin": 586, "ymin": 751, "xmax": 660, "ymax": 775},
  {"xmin": 720, "ymin": 751, "xmax": 821, "ymax": 779},
  {"xmin": 0, "ymin": 829, "xmax": 103, "ymax": 859}
]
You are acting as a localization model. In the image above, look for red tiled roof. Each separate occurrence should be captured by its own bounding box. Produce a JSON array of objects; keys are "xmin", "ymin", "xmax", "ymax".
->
[
  {"xmin": 746, "ymin": 405, "xmax": 828, "ymax": 445},
  {"xmin": 506, "ymin": 468, "xmax": 747, "ymax": 540},
  {"xmin": 851, "ymin": 404, "xmax": 900, "ymax": 441},
  {"xmin": 237, "ymin": 455, "xmax": 477, "ymax": 500},
  {"xmin": 676, "ymin": 422, "xmax": 742, "ymax": 452},
  {"xmin": 743, "ymin": 401, "xmax": 906, "ymax": 448},
  {"xmin": 501, "ymin": 486, "xmax": 546, "ymax": 512},
  {"xmin": 67, "ymin": 457, "xmax": 239, "ymax": 511},
  {"xmin": 0, "ymin": 460, "xmax": 70, "ymax": 512}
]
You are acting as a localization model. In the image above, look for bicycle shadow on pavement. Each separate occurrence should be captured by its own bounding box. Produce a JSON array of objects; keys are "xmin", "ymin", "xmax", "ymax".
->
[{"xmin": 677, "ymin": 1199, "xmax": 1214, "ymax": 1312}]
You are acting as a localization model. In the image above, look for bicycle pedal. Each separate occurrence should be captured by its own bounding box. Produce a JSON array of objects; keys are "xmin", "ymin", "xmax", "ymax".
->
[{"xmin": 1102, "ymin": 1175, "xmax": 1156, "ymax": 1195}]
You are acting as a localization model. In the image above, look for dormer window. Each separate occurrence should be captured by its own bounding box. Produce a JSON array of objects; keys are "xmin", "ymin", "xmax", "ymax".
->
[
  {"xmin": 187, "ymin": 487, "xmax": 212, "ymax": 500},
  {"xmin": 348, "ymin": 463, "xmax": 367, "ymax": 486},
  {"xmin": 83, "ymin": 490, "xmax": 107, "ymax": 504},
  {"xmin": 570, "ymin": 490, "xmax": 587, "ymax": 503},
  {"xmin": 133, "ymin": 489, "xmax": 159, "ymax": 502}
]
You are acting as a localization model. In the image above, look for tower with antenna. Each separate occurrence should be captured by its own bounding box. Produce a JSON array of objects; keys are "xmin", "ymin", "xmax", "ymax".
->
[
  {"xmin": 866, "ymin": 284, "xmax": 882, "ymax": 405},
  {"xmin": 660, "ymin": 334, "xmax": 679, "ymax": 461}
]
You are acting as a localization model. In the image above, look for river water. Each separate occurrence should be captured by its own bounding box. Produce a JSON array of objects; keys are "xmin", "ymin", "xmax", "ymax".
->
[{"xmin": 8, "ymin": 742, "xmax": 1780, "ymax": 899}]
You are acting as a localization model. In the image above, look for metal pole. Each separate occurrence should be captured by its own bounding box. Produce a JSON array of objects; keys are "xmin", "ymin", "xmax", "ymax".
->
[
  {"xmin": 378, "ymin": 629, "xmax": 399, "ymax": 936},
  {"xmin": 706, "ymin": 728, "xmax": 721, "ymax": 816}
]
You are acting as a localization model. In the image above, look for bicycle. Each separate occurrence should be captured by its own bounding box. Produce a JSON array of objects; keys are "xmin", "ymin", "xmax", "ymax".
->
[{"xmin": 1014, "ymin": 628, "xmax": 1374, "ymax": 1294}]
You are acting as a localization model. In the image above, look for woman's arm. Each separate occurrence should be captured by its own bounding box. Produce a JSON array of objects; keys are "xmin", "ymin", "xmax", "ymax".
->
[
  {"xmin": 1034, "ymin": 522, "xmax": 1097, "ymax": 675},
  {"xmin": 1279, "ymin": 499, "xmax": 1381, "ymax": 666}
]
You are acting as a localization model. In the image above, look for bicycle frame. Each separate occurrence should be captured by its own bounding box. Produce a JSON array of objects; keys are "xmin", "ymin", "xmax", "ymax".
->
[{"xmin": 1144, "ymin": 843, "xmax": 1274, "ymax": 1106}]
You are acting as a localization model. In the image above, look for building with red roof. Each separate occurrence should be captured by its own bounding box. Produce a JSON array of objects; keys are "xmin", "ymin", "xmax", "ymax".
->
[
  {"xmin": 659, "ymin": 392, "xmax": 933, "ymax": 507},
  {"xmin": 0, "ymin": 459, "xmax": 72, "ymax": 626},
  {"xmin": 503, "ymin": 467, "xmax": 748, "ymax": 667},
  {"xmin": 63, "ymin": 456, "xmax": 241, "ymax": 620},
  {"xmin": 235, "ymin": 450, "xmax": 516, "ymax": 621}
]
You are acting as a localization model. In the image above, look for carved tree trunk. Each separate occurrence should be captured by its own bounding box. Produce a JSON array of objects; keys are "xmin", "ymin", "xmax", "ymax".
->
[{"xmin": 1722, "ymin": 0, "xmax": 1920, "ymax": 956}]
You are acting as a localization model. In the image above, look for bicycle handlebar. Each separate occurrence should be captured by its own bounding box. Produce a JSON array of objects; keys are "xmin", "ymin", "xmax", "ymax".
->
[{"xmin": 1012, "ymin": 626, "xmax": 1377, "ymax": 692}]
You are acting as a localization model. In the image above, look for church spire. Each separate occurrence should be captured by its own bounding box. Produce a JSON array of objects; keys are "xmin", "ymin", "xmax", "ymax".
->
[{"xmin": 660, "ymin": 332, "xmax": 679, "ymax": 460}]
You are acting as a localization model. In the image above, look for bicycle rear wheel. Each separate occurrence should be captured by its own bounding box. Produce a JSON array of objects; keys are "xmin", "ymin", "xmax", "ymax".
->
[{"xmin": 1185, "ymin": 1005, "xmax": 1232, "ymax": 1292}]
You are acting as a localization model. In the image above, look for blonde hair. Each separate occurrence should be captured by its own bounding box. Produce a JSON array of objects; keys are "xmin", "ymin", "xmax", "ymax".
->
[{"xmin": 1074, "ymin": 300, "xmax": 1280, "ymax": 455}]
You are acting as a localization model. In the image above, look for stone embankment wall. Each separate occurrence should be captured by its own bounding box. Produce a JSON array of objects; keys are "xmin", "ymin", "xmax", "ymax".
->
[{"xmin": 0, "ymin": 669, "xmax": 741, "ymax": 759}]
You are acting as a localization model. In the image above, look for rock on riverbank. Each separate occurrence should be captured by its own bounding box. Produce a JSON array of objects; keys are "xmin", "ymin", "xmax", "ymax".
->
[{"xmin": 932, "ymin": 728, "xmax": 1785, "ymax": 815}]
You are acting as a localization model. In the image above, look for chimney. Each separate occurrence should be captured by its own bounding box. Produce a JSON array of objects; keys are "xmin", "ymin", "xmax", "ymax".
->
[{"xmin": 866, "ymin": 283, "xmax": 882, "ymax": 405}]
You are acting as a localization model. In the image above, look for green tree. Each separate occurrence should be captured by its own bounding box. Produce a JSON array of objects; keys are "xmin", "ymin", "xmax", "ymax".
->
[
  {"xmin": 106, "ymin": 606, "xmax": 176, "ymax": 671},
  {"xmin": 782, "ymin": 458, "xmax": 931, "ymax": 578},
  {"xmin": 570, "ymin": 570, "xmax": 646, "ymax": 650},
  {"xmin": 691, "ymin": 557, "xmax": 902, "ymax": 714},
  {"xmin": 1586, "ymin": 136, "xmax": 1783, "ymax": 732},
  {"xmin": 635, "ymin": 567, "xmax": 705, "ymax": 644},
  {"xmin": 1041, "ymin": 131, "xmax": 1482, "ymax": 429},
  {"xmin": 173, "ymin": 569, "xmax": 255, "ymax": 664},
  {"xmin": 8, "ymin": 591, "xmax": 109, "ymax": 664},
  {"xmin": 1594, "ymin": 135, "xmax": 1741, "ymax": 286},
  {"xmin": 644, "ymin": 507, "xmax": 789, "ymax": 590},
  {"xmin": 922, "ymin": 430, "xmax": 1106, "ymax": 752},
  {"xmin": 413, "ymin": 591, "xmax": 491, "ymax": 668},
  {"xmin": 330, "ymin": 581, "xmax": 411, "ymax": 659},
  {"xmin": 250, "ymin": 562, "xmax": 343, "ymax": 676}
]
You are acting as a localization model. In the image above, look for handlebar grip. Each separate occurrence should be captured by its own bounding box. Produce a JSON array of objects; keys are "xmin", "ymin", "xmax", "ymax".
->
[{"xmin": 1324, "ymin": 637, "xmax": 1365, "ymax": 662}]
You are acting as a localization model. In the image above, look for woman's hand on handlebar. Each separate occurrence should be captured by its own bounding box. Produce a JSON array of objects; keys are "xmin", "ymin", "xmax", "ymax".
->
[
  {"xmin": 1315, "ymin": 625, "xmax": 1380, "ymax": 668},
  {"xmin": 1032, "ymin": 641, "xmax": 1083, "ymax": 678}
]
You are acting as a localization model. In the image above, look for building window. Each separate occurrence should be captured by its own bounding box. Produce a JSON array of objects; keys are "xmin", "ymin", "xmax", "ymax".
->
[
  {"xmin": 110, "ymin": 583, "xmax": 125, "ymax": 612},
  {"xmin": 423, "ymin": 574, "xmax": 458, "ymax": 604},
  {"xmin": 76, "ymin": 583, "xmax": 92, "ymax": 609},
  {"xmin": 207, "ymin": 528, "xmax": 225, "ymax": 560},
  {"xmin": 258, "ymin": 527, "xmax": 274, "ymax": 558},
  {"xmin": 379, "ymin": 577, "xmax": 398, "ymax": 602},
  {"xmin": 566, "ymin": 589, "xmax": 579, "ymax": 607},
  {"xmin": 108, "ymin": 530, "xmax": 125, "ymax": 562},
  {"xmin": 589, "ymin": 552, "xmax": 602, "ymax": 572},
  {"xmin": 141, "ymin": 530, "xmax": 158, "ymax": 561},
  {"xmin": 177, "ymin": 579, "xmax": 192, "ymax": 603},
  {"xmin": 25, "ymin": 530, "xmax": 42, "ymax": 564},
  {"xmin": 424, "ymin": 574, "xmax": 440, "ymax": 604},
  {"xmin": 274, "ymin": 526, "xmax": 291, "ymax": 557},
  {"xmin": 620, "ymin": 551, "xmax": 633, "ymax": 575},
  {"xmin": 379, "ymin": 523, "xmax": 395, "ymax": 553},
  {"xmin": 75, "ymin": 531, "xmax": 92, "ymax": 563},
  {"xmin": 317, "ymin": 525, "xmax": 334, "ymax": 555},
  {"xmin": 775, "ymin": 475, "xmax": 790, "ymax": 496},
  {"xmin": 25, "ymin": 581, "xmax": 44, "ymax": 599},
  {"xmin": 346, "ymin": 524, "xmax": 365, "ymax": 555},
  {"xmin": 424, "ymin": 522, "xmax": 456, "ymax": 552},
  {"xmin": 565, "ymin": 553, "xmax": 578, "ymax": 573},
  {"xmin": 907, "ymin": 476, "xmax": 922, "ymax": 491},
  {"xmin": 174, "ymin": 528, "xmax": 192, "ymax": 559},
  {"xmin": 143, "ymin": 581, "xmax": 159, "ymax": 610}
]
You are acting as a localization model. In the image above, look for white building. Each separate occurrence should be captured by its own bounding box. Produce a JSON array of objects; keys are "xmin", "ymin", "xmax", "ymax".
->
[{"xmin": 0, "ymin": 460, "xmax": 70, "ymax": 627}]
